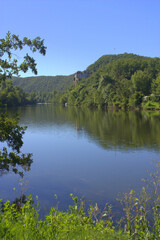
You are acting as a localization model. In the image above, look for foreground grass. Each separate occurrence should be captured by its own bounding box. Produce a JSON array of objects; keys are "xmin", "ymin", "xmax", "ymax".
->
[
  {"xmin": 1, "ymin": 163, "xmax": 160, "ymax": 240},
  {"xmin": 0, "ymin": 192, "xmax": 159, "ymax": 240},
  {"xmin": 0, "ymin": 194, "xmax": 129, "ymax": 240}
]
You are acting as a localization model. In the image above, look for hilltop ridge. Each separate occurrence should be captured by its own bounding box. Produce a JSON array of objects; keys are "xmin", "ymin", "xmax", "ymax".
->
[{"xmin": 12, "ymin": 53, "xmax": 153, "ymax": 94}]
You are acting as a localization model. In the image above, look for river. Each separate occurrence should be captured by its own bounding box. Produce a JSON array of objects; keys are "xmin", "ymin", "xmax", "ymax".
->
[{"xmin": 1, "ymin": 105, "xmax": 160, "ymax": 215}]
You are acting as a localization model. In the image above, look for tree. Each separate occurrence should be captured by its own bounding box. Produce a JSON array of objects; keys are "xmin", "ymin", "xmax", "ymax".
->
[
  {"xmin": 0, "ymin": 32, "xmax": 46, "ymax": 176},
  {"xmin": 152, "ymin": 73, "xmax": 160, "ymax": 95},
  {"xmin": 131, "ymin": 70, "xmax": 151, "ymax": 96},
  {"xmin": 0, "ymin": 31, "xmax": 46, "ymax": 81}
]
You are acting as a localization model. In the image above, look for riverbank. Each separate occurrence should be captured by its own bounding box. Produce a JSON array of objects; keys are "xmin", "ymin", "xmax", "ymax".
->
[
  {"xmin": 0, "ymin": 195, "xmax": 127, "ymax": 240},
  {"xmin": 0, "ymin": 186, "xmax": 160, "ymax": 240}
]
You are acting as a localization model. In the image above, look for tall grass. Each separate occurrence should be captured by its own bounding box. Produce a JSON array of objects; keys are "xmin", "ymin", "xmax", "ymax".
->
[{"xmin": 1, "ymin": 162, "xmax": 160, "ymax": 239}]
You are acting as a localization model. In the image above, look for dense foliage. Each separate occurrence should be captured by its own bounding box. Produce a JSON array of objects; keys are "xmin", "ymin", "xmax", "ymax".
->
[
  {"xmin": 0, "ymin": 80, "xmax": 36, "ymax": 107},
  {"xmin": 60, "ymin": 54, "xmax": 160, "ymax": 109}
]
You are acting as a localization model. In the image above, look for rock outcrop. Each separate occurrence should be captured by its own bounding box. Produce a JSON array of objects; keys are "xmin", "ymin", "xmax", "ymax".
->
[{"xmin": 74, "ymin": 71, "xmax": 91, "ymax": 86}]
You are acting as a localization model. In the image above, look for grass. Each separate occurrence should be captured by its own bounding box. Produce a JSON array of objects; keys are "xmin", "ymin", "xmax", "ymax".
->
[
  {"xmin": 0, "ymin": 195, "xmax": 128, "ymax": 240},
  {"xmin": 1, "ymin": 163, "xmax": 160, "ymax": 239}
]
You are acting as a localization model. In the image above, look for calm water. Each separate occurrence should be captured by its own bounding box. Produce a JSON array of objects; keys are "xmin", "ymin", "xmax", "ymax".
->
[{"xmin": 1, "ymin": 105, "xmax": 160, "ymax": 214}]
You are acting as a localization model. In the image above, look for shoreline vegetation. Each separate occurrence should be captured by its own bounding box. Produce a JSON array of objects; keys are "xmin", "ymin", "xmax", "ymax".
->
[
  {"xmin": 1, "ymin": 53, "xmax": 160, "ymax": 111},
  {"xmin": 1, "ymin": 100, "xmax": 160, "ymax": 111},
  {"xmin": 1, "ymin": 162, "xmax": 160, "ymax": 240},
  {"xmin": 1, "ymin": 102, "xmax": 160, "ymax": 111}
]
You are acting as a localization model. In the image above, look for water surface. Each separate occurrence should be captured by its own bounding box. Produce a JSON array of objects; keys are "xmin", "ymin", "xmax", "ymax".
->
[{"xmin": 1, "ymin": 105, "xmax": 160, "ymax": 214}]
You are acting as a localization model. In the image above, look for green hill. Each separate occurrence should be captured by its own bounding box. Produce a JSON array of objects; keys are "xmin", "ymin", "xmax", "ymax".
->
[
  {"xmin": 12, "ymin": 53, "xmax": 150, "ymax": 94},
  {"xmin": 86, "ymin": 53, "xmax": 149, "ymax": 73},
  {"xmin": 11, "ymin": 53, "xmax": 160, "ymax": 109},
  {"xmin": 12, "ymin": 74, "xmax": 74, "ymax": 93},
  {"xmin": 61, "ymin": 53, "xmax": 160, "ymax": 109}
]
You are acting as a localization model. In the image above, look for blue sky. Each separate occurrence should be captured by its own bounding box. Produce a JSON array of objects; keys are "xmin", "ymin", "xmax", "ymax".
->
[{"xmin": 1, "ymin": 0, "xmax": 160, "ymax": 77}]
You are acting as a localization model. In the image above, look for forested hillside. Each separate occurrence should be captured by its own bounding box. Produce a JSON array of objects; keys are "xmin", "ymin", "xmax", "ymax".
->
[
  {"xmin": 3, "ymin": 53, "xmax": 160, "ymax": 109},
  {"xmin": 60, "ymin": 53, "xmax": 160, "ymax": 109},
  {"xmin": 12, "ymin": 74, "xmax": 74, "ymax": 93},
  {"xmin": 86, "ymin": 53, "xmax": 149, "ymax": 73}
]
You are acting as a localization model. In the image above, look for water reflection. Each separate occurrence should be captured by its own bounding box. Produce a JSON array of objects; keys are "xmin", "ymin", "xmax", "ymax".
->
[
  {"xmin": 2, "ymin": 105, "xmax": 160, "ymax": 214},
  {"xmin": 7, "ymin": 105, "xmax": 160, "ymax": 151}
]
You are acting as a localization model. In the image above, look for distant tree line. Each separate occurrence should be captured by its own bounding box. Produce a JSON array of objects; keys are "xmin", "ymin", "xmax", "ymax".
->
[{"xmin": 0, "ymin": 80, "xmax": 36, "ymax": 106}]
